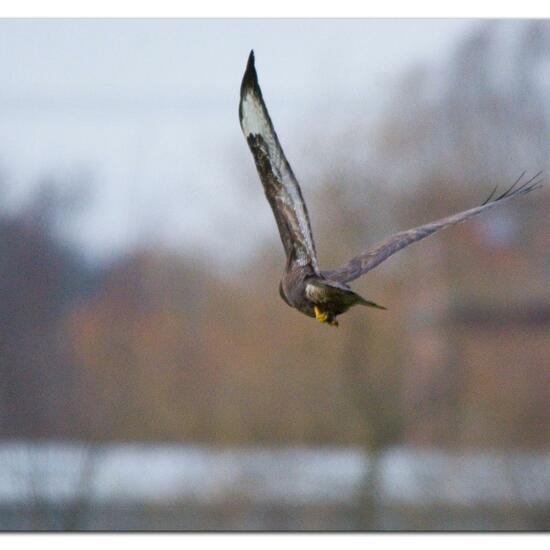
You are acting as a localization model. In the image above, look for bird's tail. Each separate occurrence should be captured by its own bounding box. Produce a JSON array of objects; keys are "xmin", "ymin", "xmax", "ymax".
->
[{"xmin": 357, "ymin": 296, "xmax": 387, "ymax": 310}]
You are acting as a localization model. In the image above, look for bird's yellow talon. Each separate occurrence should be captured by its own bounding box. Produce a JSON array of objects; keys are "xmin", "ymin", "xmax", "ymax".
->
[
  {"xmin": 314, "ymin": 306, "xmax": 328, "ymax": 323},
  {"xmin": 314, "ymin": 306, "xmax": 338, "ymax": 326}
]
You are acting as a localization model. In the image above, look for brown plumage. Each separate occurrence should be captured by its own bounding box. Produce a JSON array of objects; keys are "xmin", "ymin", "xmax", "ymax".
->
[{"xmin": 238, "ymin": 50, "xmax": 542, "ymax": 327}]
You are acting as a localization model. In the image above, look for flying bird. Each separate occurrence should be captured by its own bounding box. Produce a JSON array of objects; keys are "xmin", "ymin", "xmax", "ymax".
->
[{"xmin": 238, "ymin": 50, "xmax": 542, "ymax": 327}]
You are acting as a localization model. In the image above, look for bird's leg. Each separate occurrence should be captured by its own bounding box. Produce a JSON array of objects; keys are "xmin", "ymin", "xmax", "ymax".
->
[
  {"xmin": 314, "ymin": 306, "xmax": 338, "ymax": 327},
  {"xmin": 314, "ymin": 306, "xmax": 329, "ymax": 324}
]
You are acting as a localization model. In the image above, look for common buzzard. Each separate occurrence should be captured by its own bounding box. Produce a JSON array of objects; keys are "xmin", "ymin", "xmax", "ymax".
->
[{"xmin": 239, "ymin": 51, "xmax": 542, "ymax": 327}]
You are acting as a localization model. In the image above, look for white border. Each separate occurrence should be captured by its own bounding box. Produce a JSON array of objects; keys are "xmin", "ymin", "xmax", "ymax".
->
[
  {"xmin": 0, "ymin": 1, "xmax": 550, "ymax": 18},
  {"xmin": 2, "ymin": 533, "xmax": 550, "ymax": 547}
]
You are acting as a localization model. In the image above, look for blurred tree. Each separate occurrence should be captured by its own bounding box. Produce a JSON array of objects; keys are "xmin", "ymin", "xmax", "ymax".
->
[
  {"xmin": 369, "ymin": 20, "xmax": 550, "ymax": 449},
  {"xmin": 0, "ymin": 178, "xmax": 94, "ymax": 439}
]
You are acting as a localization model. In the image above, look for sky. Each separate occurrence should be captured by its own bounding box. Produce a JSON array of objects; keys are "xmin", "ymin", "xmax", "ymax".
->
[{"xmin": 0, "ymin": 19, "xmax": 479, "ymax": 265}]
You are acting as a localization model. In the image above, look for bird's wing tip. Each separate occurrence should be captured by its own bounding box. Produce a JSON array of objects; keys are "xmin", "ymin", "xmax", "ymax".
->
[{"xmin": 241, "ymin": 49, "xmax": 258, "ymax": 95}]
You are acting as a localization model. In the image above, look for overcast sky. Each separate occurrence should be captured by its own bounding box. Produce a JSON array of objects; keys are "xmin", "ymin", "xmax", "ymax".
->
[{"xmin": 0, "ymin": 19, "xmax": 478, "ymax": 265}]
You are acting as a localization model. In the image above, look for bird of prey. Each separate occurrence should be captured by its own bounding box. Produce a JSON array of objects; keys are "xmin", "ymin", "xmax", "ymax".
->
[{"xmin": 238, "ymin": 50, "xmax": 542, "ymax": 327}]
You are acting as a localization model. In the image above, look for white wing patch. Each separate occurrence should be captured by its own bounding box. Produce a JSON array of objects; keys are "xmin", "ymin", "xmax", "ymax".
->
[
  {"xmin": 240, "ymin": 91, "xmax": 269, "ymax": 138},
  {"xmin": 240, "ymin": 90, "xmax": 286, "ymax": 181}
]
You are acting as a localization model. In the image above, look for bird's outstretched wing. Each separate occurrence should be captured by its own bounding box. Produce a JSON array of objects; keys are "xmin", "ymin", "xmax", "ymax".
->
[
  {"xmin": 239, "ymin": 50, "xmax": 318, "ymax": 271},
  {"xmin": 323, "ymin": 172, "xmax": 543, "ymax": 284}
]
